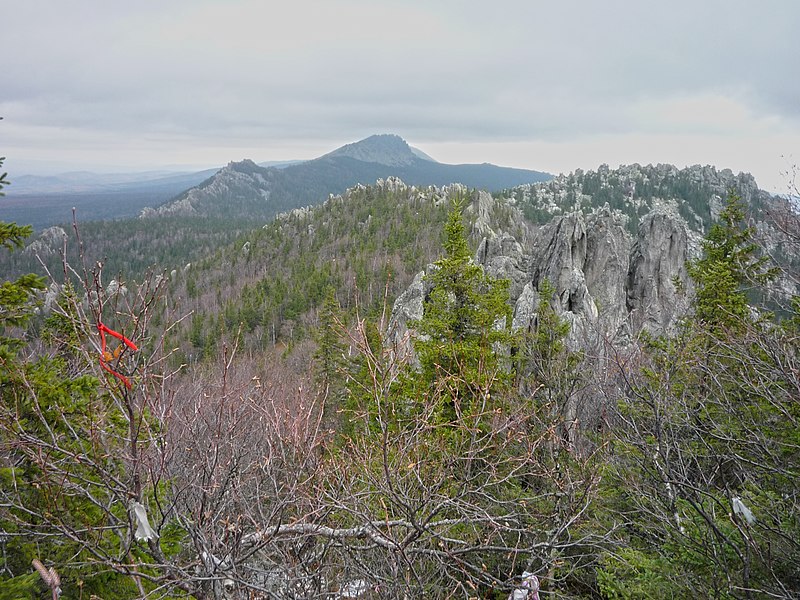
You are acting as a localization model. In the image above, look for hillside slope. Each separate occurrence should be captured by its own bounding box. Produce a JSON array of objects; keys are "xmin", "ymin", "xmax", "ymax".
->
[
  {"xmin": 144, "ymin": 134, "xmax": 551, "ymax": 221},
  {"xmin": 156, "ymin": 163, "xmax": 795, "ymax": 366}
]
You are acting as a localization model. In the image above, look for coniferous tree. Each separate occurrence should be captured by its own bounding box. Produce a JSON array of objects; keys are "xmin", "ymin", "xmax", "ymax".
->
[
  {"xmin": 411, "ymin": 198, "xmax": 516, "ymax": 423},
  {"xmin": 688, "ymin": 191, "xmax": 776, "ymax": 330},
  {"xmin": 0, "ymin": 154, "xmax": 49, "ymax": 600},
  {"xmin": 0, "ymin": 157, "xmax": 45, "ymax": 359},
  {"xmin": 602, "ymin": 190, "xmax": 799, "ymax": 598},
  {"xmin": 314, "ymin": 286, "xmax": 346, "ymax": 390}
]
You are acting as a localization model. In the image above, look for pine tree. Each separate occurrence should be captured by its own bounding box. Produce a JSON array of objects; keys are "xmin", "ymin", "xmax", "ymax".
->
[
  {"xmin": 0, "ymin": 157, "xmax": 45, "ymax": 359},
  {"xmin": 411, "ymin": 198, "xmax": 516, "ymax": 422},
  {"xmin": 687, "ymin": 191, "xmax": 776, "ymax": 330}
]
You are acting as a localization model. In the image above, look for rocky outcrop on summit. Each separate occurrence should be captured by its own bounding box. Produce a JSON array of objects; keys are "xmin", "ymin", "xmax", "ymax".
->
[
  {"xmin": 322, "ymin": 134, "xmax": 431, "ymax": 167},
  {"xmin": 509, "ymin": 162, "xmax": 770, "ymax": 235},
  {"xmin": 499, "ymin": 206, "xmax": 642, "ymax": 348},
  {"xmin": 390, "ymin": 191, "xmax": 698, "ymax": 357},
  {"xmin": 141, "ymin": 160, "xmax": 272, "ymax": 218}
]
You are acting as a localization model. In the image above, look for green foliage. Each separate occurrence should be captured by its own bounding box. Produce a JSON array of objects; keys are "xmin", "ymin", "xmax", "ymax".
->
[
  {"xmin": 0, "ymin": 572, "xmax": 39, "ymax": 600},
  {"xmin": 172, "ymin": 181, "xmax": 455, "ymax": 362},
  {"xmin": 687, "ymin": 191, "xmax": 777, "ymax": 330},
  {"xmin": 314, "ymin": 287, "xmax": 345, "ymax": 381},
  {"xmin": 520, "ymin": 278, "xmax": 581, "ymax": 383},
  {"xmin": 314, "ymin": 285, "xmax": 350, "ymax": 426},
  {"xmin": 597, "ymin": 547, "xmax": 679, "ymax": 600},
  {"xmin": 411, "ymin": 199, "xmax": 516, "ymax": 422},
  {"xmin": 0, "ymin": 215, "xmax": 45, "ymax": 358}
]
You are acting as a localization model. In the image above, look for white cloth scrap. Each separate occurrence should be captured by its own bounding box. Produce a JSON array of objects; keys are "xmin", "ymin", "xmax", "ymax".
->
[
  {"xmin": 130, "ymin": 500, "xmax": 158, "ymax": 541},
  {"xmin": 509, "ymin": 571, "xmax": 540, "ymax": 600},
  {"xmin": 732, "ymin": 496, "xmax": 756, "ymax": 525}
]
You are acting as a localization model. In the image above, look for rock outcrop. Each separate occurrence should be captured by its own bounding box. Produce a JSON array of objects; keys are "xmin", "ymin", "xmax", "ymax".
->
[
  {"xmin": 626, "ymin": 211, "xmax": 692, "ymax": 335},
  {"xmin": 389, "ymin": 192, "xmax": 697, "ymax": 359},
  {"xmin": 24, "ymin": 226, "xmax": 67, "ymax": 257}
]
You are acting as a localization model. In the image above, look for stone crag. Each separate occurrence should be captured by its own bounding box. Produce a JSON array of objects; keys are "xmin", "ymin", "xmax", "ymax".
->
[{"xmin": 389, "ymin": 192, "xmax": 696, "ymax": 356}]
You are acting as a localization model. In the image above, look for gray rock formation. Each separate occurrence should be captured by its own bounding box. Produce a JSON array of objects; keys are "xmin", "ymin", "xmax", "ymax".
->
[
  {"xmin": 584, "ymin": 206, "xmax": 632, "ymax": 339},
  {"xmin": 476, "ymin": 233, "xmax": 528, "ymax": 300},
  {"xmin": 24, "ymin": 226, "xmax": 67, "ymax": 257},
  {"xmin": 627, "ymin": 211, "xmax": 692, "ymax": 335},
  {"xmin": 507, "ymin": 204, "xmax": 692, "ymax": 348},
  {"xmin": 389, "ymin": 192, "xmax": 696, "ymax": 360},
  {"xmin": 386, "ymin": 270, "xmax": 429, "ymax": 364}
]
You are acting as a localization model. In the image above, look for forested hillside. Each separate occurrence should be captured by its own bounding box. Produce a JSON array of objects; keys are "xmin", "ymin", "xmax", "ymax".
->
[
  {"xmin": 170, "ymin": 179, "xmax": 485, "ymax": 363},
  {"xmin": 143, "ymin": 134, "xmax": 550, "ymax": 221},
  {"xmin": 1, "ymin": 155, "xmax": 799, "ymax": 599}
]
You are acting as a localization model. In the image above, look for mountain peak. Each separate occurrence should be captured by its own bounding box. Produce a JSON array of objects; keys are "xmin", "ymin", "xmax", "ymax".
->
[{"xmin": 323, "ymin": 134, "xmax": 434, "ymax": 167}]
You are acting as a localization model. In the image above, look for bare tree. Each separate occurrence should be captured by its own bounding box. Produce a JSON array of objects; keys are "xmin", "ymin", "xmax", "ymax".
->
[{"xmin": 605, "ymin": 317, "xmax": 800, "ymax": 598}]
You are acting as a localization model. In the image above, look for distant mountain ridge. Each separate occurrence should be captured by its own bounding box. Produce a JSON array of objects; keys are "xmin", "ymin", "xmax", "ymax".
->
[
  {"xmin": 7, "ymin": 169, "xmax": 219, "ymax": 196},
  {"xmin": 144, "ymin": 134, "xmax": 551, "ymax": 220},
  {"xmin": 322, "ymin": 134, "xmax": 436, "ymax": 166}
]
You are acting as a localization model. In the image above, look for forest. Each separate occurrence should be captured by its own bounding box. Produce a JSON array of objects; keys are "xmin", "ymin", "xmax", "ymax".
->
[{"xmin": 1, "ymin": 153, "xmax": 799, "ymax": 599}]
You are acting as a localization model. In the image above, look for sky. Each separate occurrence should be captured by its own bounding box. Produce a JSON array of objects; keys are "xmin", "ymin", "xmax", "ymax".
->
[{"xmin": 2, "ymin": 0, "xmax": 799, "ymax": 193}]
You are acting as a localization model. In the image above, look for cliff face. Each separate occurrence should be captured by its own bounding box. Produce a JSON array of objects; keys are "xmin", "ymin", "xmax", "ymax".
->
[
  {"xmin": 390, "ymin": 193, "xmax": 696, "ymax": 355},
  {"xmin": 507, "ymin": 203, "xmax": 692, "ymax": 349},
  {"xmin": 626, "ymin": 211, "xmax": 693, "ymax": 335}
]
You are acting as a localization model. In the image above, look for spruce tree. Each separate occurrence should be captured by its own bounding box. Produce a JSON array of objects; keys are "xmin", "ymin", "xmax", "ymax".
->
[
  {"xmin": 411, "ymin": 198, "xmax": 515, "ymax": 422},
  {"xmin": 0, "ymin": 154, "xmax": 47, "ymax": 600},
  {"xmin": 687, "ymin": 191, "xmax": 776, "ymax": 330},
  {"xmin": 0, "ymin": 157, "xmax": 45, "ymax": 359}
]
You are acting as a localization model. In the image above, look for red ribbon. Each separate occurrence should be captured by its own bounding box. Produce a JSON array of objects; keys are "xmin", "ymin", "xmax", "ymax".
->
[{"xmin": 98, "ymin": 322, "xmax": 138, "ymax": 388}]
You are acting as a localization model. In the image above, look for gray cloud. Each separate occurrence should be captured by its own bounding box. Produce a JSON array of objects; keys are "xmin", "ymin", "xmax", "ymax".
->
[{"xmin": 2, "ymin": 0, "xmax": 799, "ymax": 190}]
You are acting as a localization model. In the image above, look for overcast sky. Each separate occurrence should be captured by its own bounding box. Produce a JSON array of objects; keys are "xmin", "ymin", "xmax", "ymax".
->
[{"xmin": 2, "ymin": 0, "xmax": 799, "ymax": 192}]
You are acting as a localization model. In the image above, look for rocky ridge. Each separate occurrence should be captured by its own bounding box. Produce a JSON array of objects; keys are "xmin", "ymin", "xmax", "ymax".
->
[
  {"xmin": 140, "ymin": 135, "xmax": 550, "ymax": 223},
  {"xmin": 389, "ymin": 163, "xmax": 797, "ymax": 360},
  {"xmin": 140, "ymin": 160, "xmax": 272, "ymax": 218},
  {"xmin": 507, "ymin": 163, "xmax": 768, "ymax": 235},
  {"xmin": 389, "ymin": 190, "xmax": 695, "ymax": 357}
]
